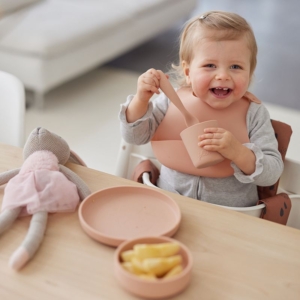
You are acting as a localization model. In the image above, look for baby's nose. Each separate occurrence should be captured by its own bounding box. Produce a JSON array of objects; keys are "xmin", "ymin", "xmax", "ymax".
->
[{"xmin": 215, "ymin": 70, "xmax": 230, "ymax": 80}]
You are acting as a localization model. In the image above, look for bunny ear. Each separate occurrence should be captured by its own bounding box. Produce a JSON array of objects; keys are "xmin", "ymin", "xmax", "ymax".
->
[{"xmin": 68, "ymin": 150, "xmax": 87, "ymax": 167}]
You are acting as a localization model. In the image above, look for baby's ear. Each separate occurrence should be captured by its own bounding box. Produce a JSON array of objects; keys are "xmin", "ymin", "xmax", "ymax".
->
[
  {"xmin": 182, "ymin": 60, "xmax": 191, "ymax": 85},
  {"xmin": 68, "ymin": 150, "xmax": 87, "ymax": 167}
]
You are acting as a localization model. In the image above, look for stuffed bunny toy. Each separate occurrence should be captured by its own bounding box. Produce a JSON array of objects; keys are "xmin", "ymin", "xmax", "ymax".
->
[{"xmin": 0, "ymin": 127, "xmax": 91, "ymax": 270}]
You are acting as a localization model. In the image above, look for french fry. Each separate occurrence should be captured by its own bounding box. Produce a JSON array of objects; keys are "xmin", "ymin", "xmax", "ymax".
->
[
  {"xmin": 163, "ymin": 264, "xmax": 183, "ymax": 278},
  {"xmin": 142, "ymin": 255, "xmax": 182, "ymax": 277},
  {"xmin": 121, "ymin": 249, "xmax": 135, "ymax": 262},
  {"xmin": 131, "ymin": 258, "xmax": 145, "ymax": 273},
  {"xmin": 133, "ymin": 243, "xmax": 180, "ymax": 259},
  {"xmin": 121, "ymin": 262, "xmax": 145, "ymax": 275}
]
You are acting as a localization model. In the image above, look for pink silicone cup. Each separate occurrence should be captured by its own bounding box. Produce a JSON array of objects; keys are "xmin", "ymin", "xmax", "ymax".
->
[
  {"xmin": 180, "ymin": 120, "xmax": 224, "ymax": 168},
  {"xmin": 114, "ymin": 236, "xmax": 193, "ymax": 299},
  {"xmin": 78, "ymin": 186, "xmax": 181, "ymax": 247}
]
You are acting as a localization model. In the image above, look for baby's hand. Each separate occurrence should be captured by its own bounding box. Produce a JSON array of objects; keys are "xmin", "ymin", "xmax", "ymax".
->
[
  {"xmin": 136, "ymin": 69, "xmax": 167, "ymax": 103},
  {"xmin": 198, "ymin": 127, "xmax": 241, "ymax": 161},
  {"xmin": 126, "ymin": 69, "xmax": 168, "ymax": 123}
]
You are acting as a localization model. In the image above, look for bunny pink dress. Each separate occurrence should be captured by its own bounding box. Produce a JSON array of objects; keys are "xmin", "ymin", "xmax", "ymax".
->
[{"xmin": 1, "ymin": 151, "xmax": 80, "ymax": 217}]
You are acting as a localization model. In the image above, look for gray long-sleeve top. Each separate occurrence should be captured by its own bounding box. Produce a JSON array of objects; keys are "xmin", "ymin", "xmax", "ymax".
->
[{"xmin": 119, "ymin": 93, "xmax": 283, "ymax": 207}]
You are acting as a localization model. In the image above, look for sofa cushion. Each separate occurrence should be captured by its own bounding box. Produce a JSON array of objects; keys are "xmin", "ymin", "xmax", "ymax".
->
[
  {"xmin": 0, "ymin": 0, "xmax": 40, "ymax": 16},
  {"xmin": 0, "ymin": 0, "xmax": 175, "ymax": 58}
]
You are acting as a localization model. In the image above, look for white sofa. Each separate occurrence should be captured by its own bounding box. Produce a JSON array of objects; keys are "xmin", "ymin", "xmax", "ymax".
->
[{"xmin": 0, "ymin": 0, "xmax": 197, "ymax": 108}]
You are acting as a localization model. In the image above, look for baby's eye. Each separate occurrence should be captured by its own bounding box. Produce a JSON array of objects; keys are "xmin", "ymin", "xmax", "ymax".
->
[
  {"xmin": 230, "ymin": 65, "xmax": 242, "ymax": 69},
  {"xmin": 204, "ymin": 64, "xmax": 216, "ymax": 68}
]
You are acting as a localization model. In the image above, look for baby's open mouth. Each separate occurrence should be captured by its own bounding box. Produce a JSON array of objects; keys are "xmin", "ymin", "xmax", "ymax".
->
[{"xmin": 210, "ymin": 87, "xmax": 232, "ymax": 96}]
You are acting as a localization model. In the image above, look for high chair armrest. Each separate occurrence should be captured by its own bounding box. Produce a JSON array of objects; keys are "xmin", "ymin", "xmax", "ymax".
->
[
  {"xmin": 132, "ymin": 159, "xmax": 160, "ymax": 185},
  {"xmin": 142, "ymin": 172, "xmax": 159, "ymax": 188}
]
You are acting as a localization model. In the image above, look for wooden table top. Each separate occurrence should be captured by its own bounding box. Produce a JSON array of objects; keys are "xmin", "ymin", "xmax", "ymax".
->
[{"xmin": 0, "ymin": 143, "xmax": 300, "ymax": 300}]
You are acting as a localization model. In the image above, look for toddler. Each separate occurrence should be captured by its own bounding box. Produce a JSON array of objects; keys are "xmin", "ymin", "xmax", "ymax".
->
[{"xmin": 119, "ymin": 11, "xmax": 283, "ymax": 207}]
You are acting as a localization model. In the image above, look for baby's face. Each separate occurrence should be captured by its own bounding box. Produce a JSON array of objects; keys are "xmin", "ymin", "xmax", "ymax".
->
[{"xmin": 183, "ymin": 32, "xmax": 251, "ymax": 109}]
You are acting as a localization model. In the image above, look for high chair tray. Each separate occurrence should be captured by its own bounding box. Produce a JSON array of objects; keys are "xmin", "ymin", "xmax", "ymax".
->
[{"xmin": 78, "ymin": 186, "xmax": 181, "ymax": 246}]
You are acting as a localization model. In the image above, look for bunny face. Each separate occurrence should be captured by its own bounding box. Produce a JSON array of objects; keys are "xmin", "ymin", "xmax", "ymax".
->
[{"xmin": 23, "ymin": 127, "xmax": 70, "ymax": 165}]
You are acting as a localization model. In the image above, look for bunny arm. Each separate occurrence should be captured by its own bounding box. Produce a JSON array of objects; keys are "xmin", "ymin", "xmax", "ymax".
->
[
  {"xmin": 69, "ymin": 150, "xmax": 87, "ymax": 167},
  {"xmin": 0, "ymin": 168, "xmax": 21, "ymax": 185},
  {"xmin": 59, "ymin": 165, "xmax": 91, "ymax": 200},
  {"xmin": 9, "ymin": 211, "xmax": 48, "ymax": 270}
]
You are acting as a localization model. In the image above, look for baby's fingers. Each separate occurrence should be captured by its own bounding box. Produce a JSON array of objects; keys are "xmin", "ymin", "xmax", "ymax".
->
[
  {"xmin": 142, "ymin": 75, "xmax": 160, "ymax": 90},
  {"xmin": 145, "ymin": 69, "xmax": 169, "ymax": 87},
  {"xmin": 203, "ymin": 127, "xmax": 226, "ymax": 133},
  {"xmin": 139, "ymin": 69, "xmax": 160, "ymax": 89},
  {"xmin": 142, "ymin": 83, "xmax": 160, "ymax": 94},
  {"xmin": 198, "ymin": 132, "xmax": 223, "ymax": 141}
]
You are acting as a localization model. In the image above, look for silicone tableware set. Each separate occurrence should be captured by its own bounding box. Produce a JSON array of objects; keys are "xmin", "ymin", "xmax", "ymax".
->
[
  {"xmin": 78, "ymin": 77, "xmax": 212, "ymax": 298},
  {"xmin": 79, "ymin": 185, "xmax": 193, "ymax": 299}
]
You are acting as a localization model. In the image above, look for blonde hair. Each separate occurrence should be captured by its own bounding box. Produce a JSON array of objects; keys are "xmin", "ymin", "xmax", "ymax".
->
[{"xmin": 171, "ymin": 11, "xmax": 257, "ymax": 86}]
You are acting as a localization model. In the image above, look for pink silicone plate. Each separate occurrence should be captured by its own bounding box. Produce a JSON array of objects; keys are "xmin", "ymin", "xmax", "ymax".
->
[{"xmin": 78, "ymin": 186, "xmax": 181, "ymax": 247}]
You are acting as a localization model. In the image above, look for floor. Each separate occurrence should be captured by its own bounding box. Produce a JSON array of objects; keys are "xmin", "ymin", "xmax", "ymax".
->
[
  {"xmin": 25, "ymin": 67, "xmax": 139, "ymax": 175},
  {"xmin": 25, "ymin": 0, "xmax": 300, "ymax": 175}
]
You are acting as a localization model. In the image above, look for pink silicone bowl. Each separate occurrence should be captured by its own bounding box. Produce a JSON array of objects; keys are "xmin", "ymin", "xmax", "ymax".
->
[{"xmin": 114, "ymin": 236, "xmax": 193, "ymax": 299}]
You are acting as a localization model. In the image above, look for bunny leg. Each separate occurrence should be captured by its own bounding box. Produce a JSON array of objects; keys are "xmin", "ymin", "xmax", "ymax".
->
[
  {"xmin": 9, "ymin": 211, "xmax": 48, "ymax": 270},
  {"xmin": 0, "ymin": 207, "xmax": 22, "ymax": 235}
]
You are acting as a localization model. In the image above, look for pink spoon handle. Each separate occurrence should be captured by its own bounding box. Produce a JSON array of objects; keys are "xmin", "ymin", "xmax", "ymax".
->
[{"xmin": 158, "ymin": 70, "xmax": 199, "ymax": 127}]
